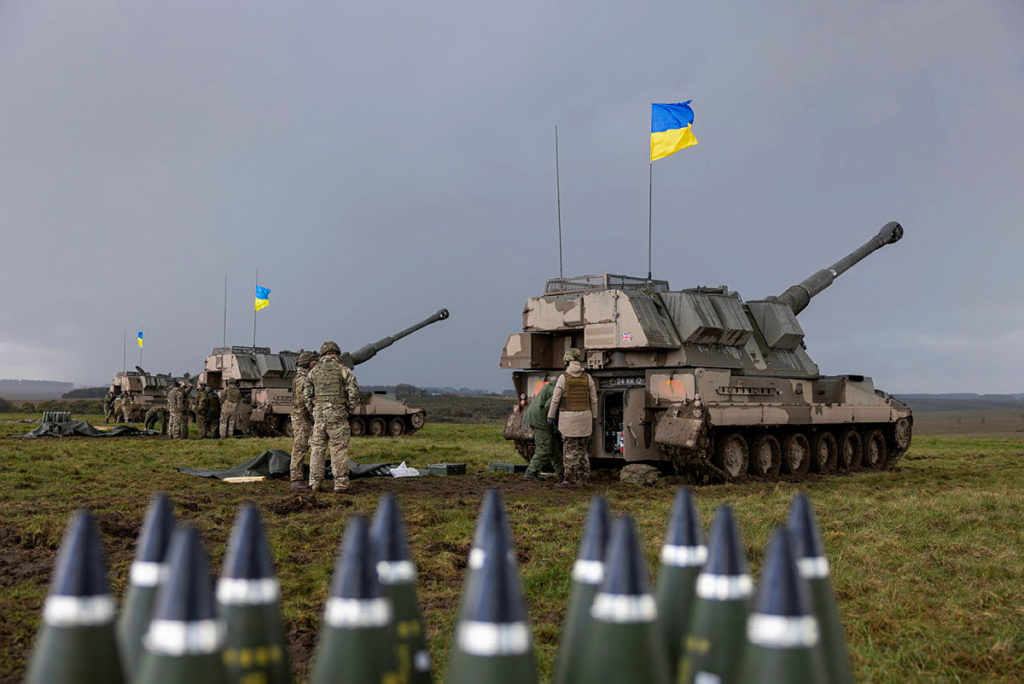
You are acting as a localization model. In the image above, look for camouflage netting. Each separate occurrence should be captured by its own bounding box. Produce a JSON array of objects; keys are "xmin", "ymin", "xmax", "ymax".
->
[
  {"xmin": 21, "ymin": 420, "xmax": 157, "ymax": 438},
  {"xmin": 178, "ymin": 449, "xmax": 397, "ymax": 480}
]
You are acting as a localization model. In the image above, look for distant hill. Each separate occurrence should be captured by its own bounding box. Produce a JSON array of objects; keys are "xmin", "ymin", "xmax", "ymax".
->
[
  {"xmin": 0, "ymin": 379, "xmax": 74, "ymax": 400},
  {"xmin": 895, "ymin": 394, "xmax": 1024, "ymax": 412},
  {"xmin": 62, "ymin": 387, "xmax": 108, "ymax": 399}
]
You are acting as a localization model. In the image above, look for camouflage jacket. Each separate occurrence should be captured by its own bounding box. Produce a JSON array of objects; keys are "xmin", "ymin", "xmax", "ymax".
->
[
  {"xmin": 292, "ymin": 368, "xmax": 312, "ymax": 413},
  {"xmin": 222, "ymin": 386, "xmax": 242, "ymax": 406},
  {"xmin": 193, "ymin": 390, "xmax": 210, "ymax": 413},
  {"xmin": 166, "ymin": 387, "xmax": 185, "ymax": 413},
  {"xmin": 205, "ymin": 389, "xmax": 220, "ymax": 414},
  {"xmin": 303, "ymin": 354, "xmax": 359, "ymax": 412}
]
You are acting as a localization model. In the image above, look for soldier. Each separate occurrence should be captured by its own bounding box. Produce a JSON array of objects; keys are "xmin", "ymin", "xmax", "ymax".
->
[
  {"xmin": 221, "ymin": 379, "xmax": 242, "ymax": 438},
  {"xmin": 178, "ymin": 383, "xmax": 193, "ymax": 439},
  {"xmin": 121, "ymin": 392, "xmax": 135, "ymax": 424},
  {"xmin": 165, "ymin": 383, "xmax": 182, "ymax": 439},
  {"xmin": 523, "ymin": 379, "xmax": 564, "ymax": 482},
  {"xmin": 547, "ymin": 348, "xmax": 597, "ymax": 488},
  {"xmin": 193, "ymin": 383, "xmax": 211, "ymax": 438},
  {"xmin": 303, "ymin": 341, "xmax": 359, "ymax": 493},
  {"xmin": 103, "ymin": 390, "xmax": 115, "ymax": 424},
  {"xmin": 112, "ymin": 395, "xmax": 124, "ymax": 424},
  {"xmin": 144, "ymin": 406, "xmax": 168, "ymax": 435},
  {"xmin": 205, "ymin": 386, "xmax": 221, "ymax": 439},
  {"xmin": 289, "ymin": 351, "xmax": 319, "ymax": 491}
]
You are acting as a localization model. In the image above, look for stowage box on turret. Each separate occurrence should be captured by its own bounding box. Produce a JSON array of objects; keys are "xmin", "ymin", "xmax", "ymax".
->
[
  {"xmin": 501, "ymin": 223, "xmax": 912, "ymax": 482},
  {"xmin": 201, "ymin": 309, "xmax": 450, "ymax": 437}
]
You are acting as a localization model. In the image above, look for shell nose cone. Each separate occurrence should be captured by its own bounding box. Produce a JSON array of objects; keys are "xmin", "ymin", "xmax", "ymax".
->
[
  {"xmin": 135, "ymin": 493, "xmax": 176, "ymax": 564},
  {"xmin": 753, "ymin": 528, "xmax": 813, "ymax": 617},
  {"xmin": 222, "ymin": 503, "xmax": 275, "ymax": 580},
  {"xmin": 601, "ymin": 516, "xmax": 652, "ymax": 596},
  {"xmin": 464, "ymin": 518, "xmax": 527, "ymax": 623},
  {"xmin": 370, "ymin": 493, "xmax": 411, "ymax": 562},
  {"xmin": 473, "ymin": 488, "xmax": 510, "ymax": 551},
  {"xmin": 577, "ymin": 495, "xmax": 611, "ymax": 562},
  {"xmin": 51, "ymin": 509, "xmax": 111, "ymax": 597},
  {"xmin": 153, "ymin": 525, "xmax": 218, "ymax": 621},
  {"xmin": 786, "ymin": 493, "xmax": 826, "ymax": 559},
  {"xmin": 665, "ymin": 488, "xmax": 703, "ymax": 548},
  {"xmin": 331, "ymin": 516, "xmax": 383, "ymax": 600},
  {"xmin": 703, "ymin": 504, "xmax": 748, "ymax": 576}
]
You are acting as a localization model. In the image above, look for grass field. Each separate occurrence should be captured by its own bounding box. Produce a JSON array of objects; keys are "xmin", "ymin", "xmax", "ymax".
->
[{"xmin": 1, "ymin": 413, "xmax": 1021, "ymax": 682}]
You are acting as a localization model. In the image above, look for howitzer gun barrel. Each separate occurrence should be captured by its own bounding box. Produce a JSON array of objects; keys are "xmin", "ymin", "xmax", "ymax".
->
[
  {"xmin": 772, "ymin": 221, "xmax": 903, "ymax": 315},
  {"xmin": 341, "ymin": 308, "xmax": 450, "ymax": 368}
]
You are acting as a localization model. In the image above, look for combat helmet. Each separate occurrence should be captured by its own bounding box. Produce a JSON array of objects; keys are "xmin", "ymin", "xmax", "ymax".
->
[
  {"xmin": 297, "ymin": 350, "xmax": 319, "ymax": 368},
  {"xmin": 320, "ymin": 341, "xmax": 341, "ymax": 356},
  {"xmin": 563, "ymin": 348, "xmax": 584, "ymax": 363}
]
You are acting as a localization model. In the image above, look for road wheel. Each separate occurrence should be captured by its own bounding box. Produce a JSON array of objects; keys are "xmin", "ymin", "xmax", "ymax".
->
[
  {"xmin": 714, "ymin": 433, "xmax": 748, "ymax": 481},
  {"xmin": 388, "ymin": 418, "xmax": 405, "ymax": 436},
  {"xmin": 893, "ymin": 417, "xmax": 912, "ymax": 451},
  {"xmin": 863, "ymin": 429, "xmax": 887, "ymax": 470},
  {"xmin": 349, "ymin": 418, "xmax": 365, "ymax": 437},
  {"xmin": 369, "ymin": 418, "xmax": 386, "ymax": 437},
  {"xmin": 810, "ymin": 432, "xmax": 837, "ymax": 473},
  {"xmin": 838, "ymin": 430, "xmax": 862, "ymax": 472},
  {"xmin": 782, "ymin": 433, "xmax": 811, "ymax": 476},
  {"xmin": 749, "ymin": 434, "xmax": 782, "ymax": 478},
  {"xmin": 409, "ymin": 412, "xmax": 425, "ymax": 430}
]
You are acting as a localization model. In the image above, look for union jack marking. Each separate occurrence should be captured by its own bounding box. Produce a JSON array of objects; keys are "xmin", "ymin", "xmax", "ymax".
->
[{"xmin": 621, "ymin": 332, "xmax": 632, "ymax": 342}]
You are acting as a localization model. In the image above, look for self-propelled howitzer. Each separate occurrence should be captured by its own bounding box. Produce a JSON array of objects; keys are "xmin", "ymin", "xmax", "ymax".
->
[
  {"xmin": 500, "ymin": 222, "xmax": 911, "ymax": 482},
  {"xmin": 202, "ymin": 309, "xmax": 450, "ymax": 436}
]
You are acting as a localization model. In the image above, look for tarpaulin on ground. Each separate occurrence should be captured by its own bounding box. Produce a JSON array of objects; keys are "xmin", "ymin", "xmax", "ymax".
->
[
  {"xmin": 178, "ymin": 449, "xmax": 397, "ymax": 480},
  {"xmin": 21, "ymin": 420, "xmax": 158, "ymax": 438}
]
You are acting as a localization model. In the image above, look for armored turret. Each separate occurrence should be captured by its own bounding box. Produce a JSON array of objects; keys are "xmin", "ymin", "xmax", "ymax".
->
[
  {"xmin": 501, "ymin": 222, "xmax": 912, "ymax": 482},
  {"xmin": 201, "ymin": 309, "xmax": 450, "ymax": 436}
]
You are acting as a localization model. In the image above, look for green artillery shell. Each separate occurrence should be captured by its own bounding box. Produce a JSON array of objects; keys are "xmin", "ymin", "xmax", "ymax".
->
[
  {"xmin": 25, "ymin": 510, "xmax": 125, "ymax": 684},
  {"xmin": 553, "ymin": 495, "xmax": 610, "ymax": 684}
]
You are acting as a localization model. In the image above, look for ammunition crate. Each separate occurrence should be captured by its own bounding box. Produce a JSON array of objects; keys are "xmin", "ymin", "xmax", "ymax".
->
[
  {"xmin": 488, "ymin": 462, "xmax": 528, "ymax": 474},
  {"xmin": 428, "ymin": 462, "xmax": 466, "ymax": 476}
]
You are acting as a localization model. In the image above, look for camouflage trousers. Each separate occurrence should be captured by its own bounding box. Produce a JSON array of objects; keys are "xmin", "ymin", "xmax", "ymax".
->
[
  {"xmin": 526, "ymin": 425, "xmax": 564, "ymax": 480},
  {"xmin": 169, "ymin": 411, "xmax": 188, "ymax": 439},
  {"xmin": 122, "ymin": 407, "xmax": 133, "ymax": 424},
  {"xmin": 562, "ymin": 436, "xmax": 592, "ymax": 485},
  {"xmin": 309, "ymin": 404, "xmax": 351, "ymax": 491},
  {"xmin": 196, "ymin": 415, "xmax": 211, "ymax": 438},
  {"xmin": 290, "ymin": 409, "xmax": 313, "ymax": 482},
  {"xmin": 220, "ymin": 404, "xmax": 238, "ymax": 438}
]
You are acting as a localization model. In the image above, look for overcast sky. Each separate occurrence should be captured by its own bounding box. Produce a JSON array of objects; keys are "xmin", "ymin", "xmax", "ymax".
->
[{"xmin": 1, "ymin": 1, "xmax": 1022, "ymax": 393}]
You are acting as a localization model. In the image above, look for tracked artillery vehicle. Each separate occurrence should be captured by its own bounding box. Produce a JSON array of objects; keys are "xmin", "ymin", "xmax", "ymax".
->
[
  {"xmin": 501, "ymin": 222, "xmax": 912, "ymax": 482},
  {"xmin": 201, "ymin": 309, "xmax": 450, "ymax": 436},
  {"xmin": 109, "ymin": 368, "xmax": 193, "ymax": 422}
]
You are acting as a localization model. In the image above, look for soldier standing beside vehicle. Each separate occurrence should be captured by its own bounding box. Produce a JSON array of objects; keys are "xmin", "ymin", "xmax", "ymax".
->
[
  {"xmin": 205, "ymin": 386, "xmax": 221, "ymax": 438},
  {"xmin": 523, "ymin": 379, "xmax": 564, "ymax": 483},
  {"xmin": 303, "ymin": 341, "xmax": 359, "ymax": 493},
  {"xmin": 193, "ymin": 383, "xmax": 211, "ymax": 438},
  {"xmin": 547, "ymin": 348, "xmax": 597, "ymax": 488},
  {"xmin": 168, "ymin": 381, "xmax": 189, "ymax": 439},
  {"xmin": 121, "ymin": 392, "xmax": 135, "ymax": 424},
  {"xmin": 165, "ymin": 384, "xmax": 180, "ymax": 438},
  {"xmin": 220, "ymin": 380, "xmax": 242, "ymax": 438},
  {"xmin": 289, "ymin": 350, "xmax": 319, "ymax": 491},
  {"xmin": 112, "ymin": 395, "xmax": 124, "ymax": 423},
  {"xmin": 103, "ymin": 390, "xmax": 115, "ymax": 424}
]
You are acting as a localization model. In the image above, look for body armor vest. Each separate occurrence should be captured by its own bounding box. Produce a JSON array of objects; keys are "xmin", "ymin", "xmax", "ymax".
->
[
  {"xmin": 312, "ymin": 357, "xmax": 348, "ymax": 404},
  {"xmin": 562, "ymin": 373, "xmax": 591, "ymax": 412}
]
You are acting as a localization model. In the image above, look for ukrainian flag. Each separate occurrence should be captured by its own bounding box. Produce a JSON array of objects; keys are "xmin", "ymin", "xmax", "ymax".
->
[
  {"xmin": 254, "ymin": 285, "xmax": 271, "ymax": 312},
  {"xmin": 137, "ymin": 331, "xmax": 144, "ymax": 348},
  {"xmin": 651, "ymin": 101, "xmax": 698, "ymax": 161}
]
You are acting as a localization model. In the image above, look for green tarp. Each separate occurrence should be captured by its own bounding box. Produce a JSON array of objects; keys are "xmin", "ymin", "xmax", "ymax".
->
[
  {"xmin": 21, "ymin": 420, "xmax": 158, "ymax": 438},
  {"xmin": 178, "ymin": 449, "xmax": 397, "ymax": 480}
]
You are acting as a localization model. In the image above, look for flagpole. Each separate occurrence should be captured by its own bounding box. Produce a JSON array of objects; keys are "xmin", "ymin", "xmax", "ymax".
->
[
  {"xmin": 647, "ymin": 162, "xmax": 653, "ymax": 281},
  {"xmin": 555, "ymin": 124, "xmax": 564, "ymax": 278},
  {"xmin": 122, "ymin": 329, "xmax": 126, "ymax": 373},
  {"xmin": 252, "ymin": 269, "xmax": 258, "ymax": 347},
  {"xmin": 223, "ymin": 273, "xmax": 228, "ymax": 347}
]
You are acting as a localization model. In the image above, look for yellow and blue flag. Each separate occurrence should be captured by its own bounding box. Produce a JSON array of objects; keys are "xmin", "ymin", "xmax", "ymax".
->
[
  {"xmin": 651, "ymin": 101, "xmax": 698, "ymax": 161},
  {"xmin": 254, "ymin": 285, "xmax": 271, "ymax": 312},
  {"xmin": 137, "ymin": 331, "xmax": 143, "ymax": 348}
]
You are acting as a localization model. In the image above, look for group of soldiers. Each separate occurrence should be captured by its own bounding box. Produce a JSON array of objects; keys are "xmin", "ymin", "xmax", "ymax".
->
[
  {"xmin": 102, "ymin": 381, "xmax": 240, "ymax": 439},
  {"xmin": 522, "ymin": 347, "xmax": 598, "ymax": 488}
]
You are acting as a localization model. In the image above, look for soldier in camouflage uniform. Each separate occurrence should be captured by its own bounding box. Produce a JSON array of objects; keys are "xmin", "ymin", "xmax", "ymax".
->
[
  {"xmin": 220, "ymin": 380, "xmax": 242, "ymax": 438},
  {"xmin": 112, "ymin": 396, "xmax": 124, "ymax": 423},
  {"xmin": 103, "ymin": 390, "xmax": 115, "ymax": 424},
  {"xmin": 289, "ymin": 350, "xmax": 319, "ymax": 491},
  {"xmin": 167, "ymin": 382, "xmax": 189, "ymax": 439},
  {"xmin": 144, "ymin": 406, "xmax": 168, "ymax": 435},
  {"xmin": 547, "ymin": 348, "xmax": 597, "ymax": 488},
  {"xmin": 193, "ymin": 383, "xmax": 211, "ymax": 438},
  {"xmin": 303, "ymin": 341, "xmax": 359, "ymax": 493},
  {"xmin": 121, "ymin": 393, "xmax": 135, "ymax": 424},
  {"xmin": 205, "ymin": 387, "xmax": 221, "ymax": 438}
]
